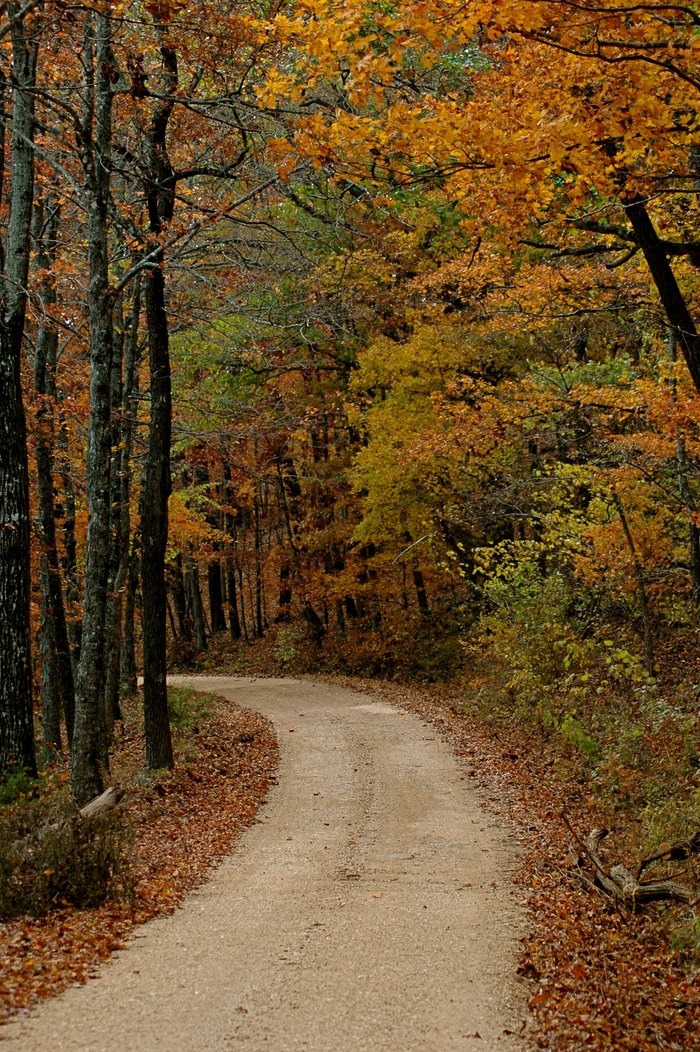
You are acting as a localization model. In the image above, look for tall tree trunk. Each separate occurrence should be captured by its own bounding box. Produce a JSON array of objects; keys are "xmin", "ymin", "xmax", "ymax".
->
[
  {"xmin": 117, "ymin": 282, "xmax": 141, "ymax": 700},
  {"xmin": 57, "ymin": 419, "xmax": 81, "ymax": 674},
  {"xmin": 33, "ymin": 194, "xmax": 75, "ymax": 754},
  {"xmin": 139, "ymin": 28, "xmax": 177, "ymax": 773},
  {"xmin": 0, "ymin": 13, "xmax": 39, "ymax": 780},
  {"xmin": 186, "ymin": 559, "xmax": 208, "ymax": 652},
  {"xmin": 103, "ymin": 289, "xmax": 131, "ymax": 741},
  {"xmin": 171, "ymin": 553, "xmax": 193, "ymax": 641},
  {"xmin": 208, "ymin": 561, "xmax": 227, "ymax": 633},
  {"xmin": 413, "ymin": 568, "xmax": 430, "ymax": 614},
  {"xmin": 222, "ymin": 467, "xmax": 242, "ymax": 639},
  {"xmin": 72, "ymin": 10, "xmax": 117, "ymax": 805},
  {"xmin": 120, "ymin": 534, "xmax": 139, "ymax": 697},
  {"xmin": 254, "ymin": 486, "xmax": 264, "ymax": 638},
  {"xmin": 226, "ymin": 562, "xmax": 242, "ymax": 639},
  {"xmin": 142, "ymin": 255, "xmax": 174, "ymax": 769}
]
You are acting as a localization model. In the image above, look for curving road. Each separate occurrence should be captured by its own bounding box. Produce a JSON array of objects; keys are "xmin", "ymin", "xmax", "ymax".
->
[{"xmin": 2, "ymin": 677, "xmax": 527, "ymax": 1051}]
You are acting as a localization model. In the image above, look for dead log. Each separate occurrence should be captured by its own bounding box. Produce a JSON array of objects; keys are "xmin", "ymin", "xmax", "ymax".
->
[
  {"xmin": 566, "ymin": 823, "xmax": 698, "ymax": 909},
  {"xmin": 78, "ymin": 786, "xmax": 125, "ymax": 820}
]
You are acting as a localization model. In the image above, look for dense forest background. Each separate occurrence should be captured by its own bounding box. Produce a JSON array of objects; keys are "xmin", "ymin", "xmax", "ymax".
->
[{"xmin": 1, "ymin": 0, "xmax": 700, "ymax": 958}]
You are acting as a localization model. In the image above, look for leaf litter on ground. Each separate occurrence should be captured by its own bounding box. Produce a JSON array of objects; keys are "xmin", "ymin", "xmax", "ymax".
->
[{"xmin": 0, "ymin": 692, "xmax": 278, "ymax": 1025}]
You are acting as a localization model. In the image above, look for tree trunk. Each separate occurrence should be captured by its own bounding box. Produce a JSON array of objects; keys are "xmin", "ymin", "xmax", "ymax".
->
[
  {"xmin": 208, "ymin": 561, "xmax": 227, "ymax": 633},
  {"xmin": 186, "ymin": 559, "xmax": 208, "ymax": 653},
  {"xmin": 57, "ymin": 419, "xmax": 82, "ymax": 675},
  {"xmin": 254, "ymin": 487, "xmax": 264, "ymax": 638},
  {"xmin": 104, "ymin": 274, "xmax": 140, "ymax": 723},
  {"xmin": 120, "ymin": 534, "xmax": 139, "ymax": 698},
  {"xmin": 0, "ymin": 13, "xmax": 39, "ymax": 780},
  {"xmin": 72, "ymin": 11, "xmax": 117, "ymax": 806},
  {"xmin": 238, "ymin": 565, "xmax": 249, "ymax": 641},
  {"xmin": 141, "ymin": 255, "xmax": 174, "ymax": 770},
  {"xmin": 226, "ymin": 562, "xmax": 242, "ymax": 639},
  {"xmin": 171, "ymin": 553, "xmax": 193, "ymax": 641},
  {"xmin": 222, "ymin": 468, "xmax": 242, "ymax": 640},
  {"xmin": 102, "ymin": 299, "xmax": 125, "ymax": 744},
  {"xmin": 139, "ymin": 27, "xmax": 177, "ymax": 773},
  {"xmin": 413, "ymin": 568, "xmax": 430, "ymax": 614},
  {"xmin": 33, "ymin": 194, "xmax": 75, "ymax": 755},
  {"xmin": 623, "ymin": 199, "xmax": 700, "ymax": 394}
]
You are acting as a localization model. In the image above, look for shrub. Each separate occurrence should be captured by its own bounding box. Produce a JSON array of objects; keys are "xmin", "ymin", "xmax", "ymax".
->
[
  {"xmin": 167, "ymin": 686, "xmax": 213, "ymax": 731},
  {"xmin": 0, "ymin": 794, "xmax": 133, "ymax": 920}
]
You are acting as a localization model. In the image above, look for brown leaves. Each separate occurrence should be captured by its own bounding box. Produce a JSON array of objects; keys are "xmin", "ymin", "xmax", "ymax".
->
[{"xmin": 0, "ymin": 695, "xmax": 278, "ymax": 1025}]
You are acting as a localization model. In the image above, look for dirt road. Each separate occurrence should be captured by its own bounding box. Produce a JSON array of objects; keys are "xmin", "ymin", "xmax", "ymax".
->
[{"xmin": 2, "ymin": 677, "xmax": 527, "ymax": 1051}]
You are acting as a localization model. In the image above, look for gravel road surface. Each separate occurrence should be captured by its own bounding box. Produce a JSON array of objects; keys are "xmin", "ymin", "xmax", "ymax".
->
[{"xmin": 1, "ymin": 677, "xmax": 527, "ymax": 1051}]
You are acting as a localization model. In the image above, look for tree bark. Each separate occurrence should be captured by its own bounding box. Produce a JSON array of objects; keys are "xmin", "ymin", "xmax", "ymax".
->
[
  {"xmin": 0, "ymin": 12, "xmax": 39, "ymax": 780},
  {"xmin": 142, "ymin": 255, "xmax": 174, "ymax": 770},
  {"xmin": 120, "ymin": 533, "xmax": 139, "ymax": 697},
  {"xmin": 33, "ymin": 194, "xmax": 75, "ymax": 755},
  {"xmin": 186, "ymin": 559, "xmax": 208, "ymax": 652},
  {"xmin": 104, "ymin": 274, "xmax": 140, "ymax": 726},
  {"xmin": 139, "ymin": 27, "xmax": 177, "ymax": 772},
  {"xmin": 171, "ymin": 553, "xmax": 193, "ymax": 641},
  {"xmin": 208, "ymin": 561, "xmax": 227, "ymax": 633},
  {"xmin": 226, "ymin": 562, "xmax": 242, "ymax": 639},
  {"xmin": 72, "ymin": 10, "xmax": 117, "ymax": 805},
  {"xmin": 57, "ymin": 419, "xmax": 81, "ymax": 675},
  {"xmin": 623, "ymin": 199, "xmax": 700, "ymax": 394}
]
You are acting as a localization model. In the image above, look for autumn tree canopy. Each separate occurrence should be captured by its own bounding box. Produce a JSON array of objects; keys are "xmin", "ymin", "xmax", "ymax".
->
[{"xmin": 0, "ymin": 1, "xmax": 699, "ymax": 819}]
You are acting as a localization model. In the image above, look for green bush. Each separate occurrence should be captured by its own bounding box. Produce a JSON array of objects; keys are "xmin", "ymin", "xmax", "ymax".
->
[
  {"xmin": 167, "ymin": 686, "xmax": 213, "ymax": 731},
  {"xmin": 0, "ymin": 794, "xmax": 133, "ymax": 919},
  {"xmin": 0, "ymin": 767, "xmax": 40, "ymax": 805}
]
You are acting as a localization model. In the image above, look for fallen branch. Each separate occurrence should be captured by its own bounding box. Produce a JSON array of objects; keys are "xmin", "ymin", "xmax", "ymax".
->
[
  {"xmin": 78, "ymin": 786, "xmax": 125, "ymax": 820},
  {"xmin": 564, "ymin": 821, "xmax": 698, "ymax": 910}
]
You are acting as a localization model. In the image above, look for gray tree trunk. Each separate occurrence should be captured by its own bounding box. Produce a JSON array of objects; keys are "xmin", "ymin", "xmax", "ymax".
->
[
  {"xmin": 71, "ymin": 11, "xmax": 117, "ymax": 806},
  {"xmin": 0, "ymin": 12, "xmax": 39, "ymax": 780},
  {"xmin": 105, "ymin": 274, "xmax": 141, "ymax": 725}
]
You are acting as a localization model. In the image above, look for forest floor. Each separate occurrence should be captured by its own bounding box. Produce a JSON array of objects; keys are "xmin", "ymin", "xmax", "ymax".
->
[
  {"xmin": 0, "ymin": 644, "xmax": 698, "ymax": 1049},
  {"xmin": 0, "ymin": 689, "xmax": 277, "ymax": 1026},
  {"xmin": 1, "ymin": 677, "xmax": 525, "ymax": 1051}
]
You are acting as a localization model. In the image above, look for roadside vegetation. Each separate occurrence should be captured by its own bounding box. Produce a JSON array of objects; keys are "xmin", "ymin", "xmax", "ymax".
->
[{"xmin": 0, "ymin": 689, "xmax": 277, "ymax": 1022}]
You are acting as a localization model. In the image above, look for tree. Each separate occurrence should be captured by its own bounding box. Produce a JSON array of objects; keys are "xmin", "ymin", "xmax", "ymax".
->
[
  {"xmin": 71, "ymin": 7, "xmax": 119, "ymax": 805},
  {"xmin": 0, "ymin": 5, "xmax": 40, "ymax": 779}
]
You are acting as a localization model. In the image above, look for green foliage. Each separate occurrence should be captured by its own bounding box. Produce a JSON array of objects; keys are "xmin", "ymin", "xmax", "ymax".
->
[
  {"xmin": 668, "ymin": 915, "xmax": 700, "ymax": 964},
  {"xmin": 167, "ymin": 687, "xmax": 214, "ymax": 732},
  {"xmin": 273, "ymin": 624, "xmax": 305, "ymax": 668},
  {"xmin": 0, "ymin": 794, "xmax": 132, "ymax": 920},
  {"xmin": 477, "ymin": 563, "xmax": 580, "ymax": 720},
  {"xmin": 0, "ymin": 767, "xmax": 40, "ymax": 806},
  {"xmin": 559, "ymin": 711, "xmax": 601, "ymax": 763}
]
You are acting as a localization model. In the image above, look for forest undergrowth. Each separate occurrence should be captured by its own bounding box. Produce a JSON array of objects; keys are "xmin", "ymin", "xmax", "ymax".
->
[{"xmin": 0, "ymin": 690, "xmax": 277, "ymax": 1025}]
